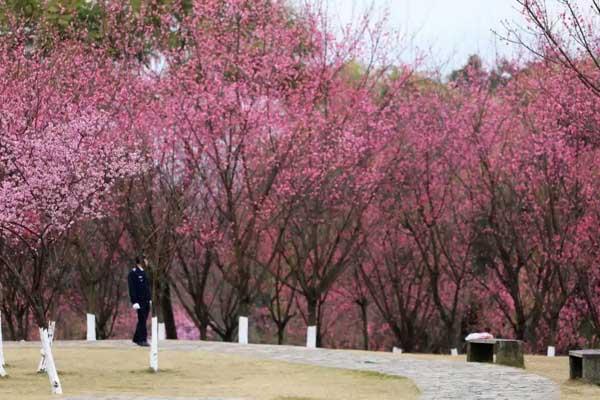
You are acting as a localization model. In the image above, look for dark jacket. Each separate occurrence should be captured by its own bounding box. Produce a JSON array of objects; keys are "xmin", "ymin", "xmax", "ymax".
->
[{"xmin": 128, "ymin": 267, "xmax": 151, "ymax": 305}]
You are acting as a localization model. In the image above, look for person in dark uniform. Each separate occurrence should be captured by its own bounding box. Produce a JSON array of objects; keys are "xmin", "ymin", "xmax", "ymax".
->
[{"xmin": 128, "ymin": 255, "xmax": 152, "ymax": 346}]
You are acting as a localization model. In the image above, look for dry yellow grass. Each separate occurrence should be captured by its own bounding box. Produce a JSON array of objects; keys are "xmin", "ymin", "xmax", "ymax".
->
[
  {"xmin": 525, "ymin": 355, "xmax": 600, "ymax": 400},
  {"xmin": 402, "ymin": 353, "xmax": 600, "ymax": 400},
  {"xmin": 0, "ymin": 346, "xmax": 419, "ymax": 400}
]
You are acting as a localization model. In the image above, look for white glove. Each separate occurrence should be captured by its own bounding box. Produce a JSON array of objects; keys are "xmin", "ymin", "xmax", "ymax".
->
[{"xmin": 132, "ymin": 303, "xmax": 141, "ymax": 310}]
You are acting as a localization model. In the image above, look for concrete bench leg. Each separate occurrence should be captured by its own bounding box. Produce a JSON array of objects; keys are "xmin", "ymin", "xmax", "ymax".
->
[
  {"xmin": 496, "ymin": 340, "xmax": 524, "ymax": 368},
  {"xmin": 467, "ymin": 342, "xmax": 494, "ymax": 363},
  {"xmin": 582, "ymin": 358, "xmax": 600, "ymax": 384},
  {"xmin": 570, "ymin": 356, "xmax": 582, "ymax": 380}
]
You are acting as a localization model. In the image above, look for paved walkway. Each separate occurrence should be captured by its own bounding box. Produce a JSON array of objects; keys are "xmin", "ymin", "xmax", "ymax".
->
[{"xmin": 10, "ymin": 340, "xmax": 560, "ymax": 400}]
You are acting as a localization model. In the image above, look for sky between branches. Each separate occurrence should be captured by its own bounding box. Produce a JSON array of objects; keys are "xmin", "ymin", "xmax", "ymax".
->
[{"xmin": 323, "ymin": 0, "xmax": 580, "ymax": 75}]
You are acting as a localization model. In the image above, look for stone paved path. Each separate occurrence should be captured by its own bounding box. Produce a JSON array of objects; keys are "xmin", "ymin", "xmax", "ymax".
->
[{"xmin": 9, "ymin": 340, "xmax": 560, "ymax": 400}]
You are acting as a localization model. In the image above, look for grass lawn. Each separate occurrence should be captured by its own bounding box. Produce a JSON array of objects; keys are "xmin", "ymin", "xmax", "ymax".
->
[
  {"xmin": 404, "ymin": 353, "xmax": 600, "ymax": 400},
  {"xmin": 0, "ymin": 345, "xmax": 419, "ymax": 400}
]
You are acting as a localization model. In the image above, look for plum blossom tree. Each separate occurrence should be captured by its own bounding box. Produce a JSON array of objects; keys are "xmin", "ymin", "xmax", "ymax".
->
[
  {"xmin": 153, "ymin": 0, "xmax": 327, "ymax": 339},
  {"xmin": 360, "ymin": 223, "xmax": 435, "ymax": 352},
  {"xmin": 512, "ymin": 0, "xmax": 600, "ymax": 97},
  {"xmin": 462, "ymin": 61, "xmax": 600, "ymax": 350},
  {"xmin": 0, "ymin": 6, "xmax": 145, "ymax": 390},
  {"xmin": 269, "ymin": 41, "xmax": 410, "ymax": 346}
]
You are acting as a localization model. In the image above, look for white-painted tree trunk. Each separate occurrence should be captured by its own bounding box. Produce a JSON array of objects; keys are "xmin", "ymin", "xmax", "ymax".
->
[
  {"xmin": 547, "ymin": 346, "xmax": 556, "ymax": 357},
  {"xmin": 149, "ymin": 317, "xmax": 158, "ymax": 372},
  {"xmin": 37, "ymin": 321, "xmax": 55, "ymax": 373},
  {"xmin": 451, "ymin": 348, "xmax": 459, "ymax": 356},
  {"xmin": 306, "ymin": 326, "xmax": 317, "ymax": 349},
  {"xmin": 39, "ymin": 328, "xmax": 62, "ymax": 394},
  {"xmin": 238, "ymin": 316, "xmax": 249, "ymax": 345},
  {"xmin": 86, "ymin": 313, "xmax": 96, "ymax": 341},
  {"xmin": 0, "ymin": 312, "xmax": 5, "ymax": 377},
  {"xmin": 0, "ymin": 312, "xmax": 5, "ymax": 366},
  {"xmin": 158, "ymin": 322, "xmax": 166, "ymax": 341}
]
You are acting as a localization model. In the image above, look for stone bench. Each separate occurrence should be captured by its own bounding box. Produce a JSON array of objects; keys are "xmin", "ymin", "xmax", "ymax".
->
[
  {"xmin": 467, "ymin": 339, "xmax": 524, "ymax": 368},
  {"xmin": 569, "ymin": 350, "xmax": 600, "ymax": 384}
]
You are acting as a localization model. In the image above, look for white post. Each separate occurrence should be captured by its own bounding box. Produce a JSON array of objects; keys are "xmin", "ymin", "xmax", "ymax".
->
[
  {"xmin": 39, "ymin": 328, "xmax": 62, "ymax": 394},
  {"xmin": 158, "ymin": 323, "xmax": 166, "ymax": 341},
  {"xmin": 451, "ymin": 348, "xmax": 459, "ymax": 356},
  {"xmin": 149, "ymin": 317, "xmax": 158, "ymax": 372},
  {"xmin": 0, "ymin": 312, "xmax": 5, "ymax": 366},
  {"xmin": 86, "ymin": 313, "xmax": 96, "ymax": 341},
  {"xmin": 0, "ymin": 312, "xmax": 6, "ymax": 377},
  {"xmin": 38, "ymin": 321, "xmax": 55, "ymax": 373},
  {"xmin": 239, "ymin": 316, "xmax": 249, "ymax": 345},
  {"xmin": 306, "ymin": 326, "xmax": 317, "ymax": 349},
  {"xmin": 547, "ymin": 346, "xmax": 556, "ymax": 357}
]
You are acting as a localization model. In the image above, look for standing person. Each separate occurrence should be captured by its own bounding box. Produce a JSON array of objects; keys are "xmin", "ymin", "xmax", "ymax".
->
[{"xmin": 128, "ymin": 255, "xmax": 152, "ymax": 346}]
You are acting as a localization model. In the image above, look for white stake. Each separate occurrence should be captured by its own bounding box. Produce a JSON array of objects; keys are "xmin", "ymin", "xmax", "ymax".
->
[
  {"xmin": 306, "ymin": 326, "xmax": 317, "ymax": 349},
  {"xmin": 86, "ymin": 314, "xmax": 96, "ymax": 341},
  {"xmin": 150, "ymin": 317, "xmax": 158, "ymax": 372},
  {"xmin": 0, "ymin": 312, "xmax": 5, "ymax": 377},
  {"xmin": 39, "ymin": 328, "xmax": 62, "ymax": 394},
  {"xmin": 238, "ymin": 316, "xmax": 249, "ymax": 345},
  {"xmin": 38, "ymin": 321, "xmax": 55, "ymax": 373},
  {"xmin": 158, "ymin": 323, "xmax": 166, "ymax": 341}
]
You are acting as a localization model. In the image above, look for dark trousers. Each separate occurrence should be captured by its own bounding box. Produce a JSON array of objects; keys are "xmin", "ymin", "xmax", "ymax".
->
[{"xmin": 133, "ymin": 302, "xmax": 150, "ymax": 343}]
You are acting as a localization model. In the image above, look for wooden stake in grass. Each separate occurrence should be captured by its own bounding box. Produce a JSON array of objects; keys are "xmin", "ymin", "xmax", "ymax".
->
[
  {"xmin": 39, "ymin": 328, "xmax": 62, "ymax": 394},
  {"xmin": 37, "ymin": 321, "xmax": 55, "ymax": 373}
]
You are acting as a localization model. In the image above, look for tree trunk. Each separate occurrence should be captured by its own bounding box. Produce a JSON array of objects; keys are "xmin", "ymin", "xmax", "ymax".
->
[
  {"xmin": 31, "ymin": 300, "xmax": 48, "ymax": 331},
  {"xmin": 277, "ymin": 323, "xmax": 285, "ymax": 345},
  {"xmin": 547, "ymin": 313, "xmax": 559, "ymax": 349},
  {"xmin": 358, "ymin": 300, "xmax": 369, "ymax": 351},
  {"xmin": 446, "ymin": 319, "xmax": 461, "ymax": 353},
  {"xmin": 199, "ymin": 322, "xmax": 208, "ymax": 341},
  {"xmin": 3, "ymin": 312, "xmax": 17, "ymax": 341},
  {"xmin": 160, "ymin": 283, "xmax": 177, "ymax": 339},
  {"xmin": 306, "ymin": 296, "xmax": 321, "ymax": 347},
  {"xmin": 392, "ymin": 325, "xmax": 414, "ymax": 353},
  {"xmin": 96, "ymin": 318, "xmax": 109, "ymax": 340},
  {"xmin": 223, "ymin": 327, "xmax": 236, "ymax": 342},
  {"xmin": 17, "ymin": 309, "xmax": 29, "ymax": 340},
  {"xmin": 238, "ymin": 296, "xmax": 252, "ymax": 320}
]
